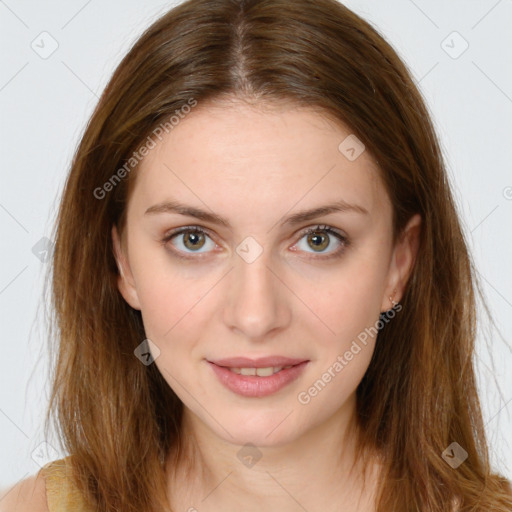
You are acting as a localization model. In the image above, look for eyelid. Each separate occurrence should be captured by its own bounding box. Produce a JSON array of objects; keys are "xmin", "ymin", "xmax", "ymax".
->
[
  {"xmin": 297, "ymin": 223, "xmax": 346, "ymax": 238},
  {"xmin": 291, "ymin": 224, "xmax": 349, "ymax": 258},
  {"xmin": 162, "ymin": 223, "xmax": 346, "ymax": 240},
  {"xmin": 161, "ymin": 223, "xmax": 349, "ymax": 259},
  {"xmin": 161, "ymin": 224, "xmax": 211, "ymax": 242},
  {"xmin": 159, "ymin": 226, "xmax": 217, "ymax": 262}
]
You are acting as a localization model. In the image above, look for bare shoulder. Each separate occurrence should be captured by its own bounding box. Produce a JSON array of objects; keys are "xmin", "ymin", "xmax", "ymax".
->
[{"xmin": 0, "ymin": 472, "xmax": 49, "ymax": 512}]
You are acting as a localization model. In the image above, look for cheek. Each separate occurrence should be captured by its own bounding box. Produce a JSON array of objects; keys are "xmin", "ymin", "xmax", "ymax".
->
[
  {"xmin": 127, "ymin": 236, "xmax": 218, "ymax": 338},
  {"xmin": 136, "ymin": 273, "xmax": 214, "ymax": 342},
  {"xmin": 295, "ymin": 276, "xmax": 383, "ymax": 413},
  {"xmin": 298, "ymin": 251, "xmax": 388, "ymax": 349},
  {"xmin": 291, "ymin": 251, "xmax": 389, "ymax": 408},
  {"xmin": 135, "ymin": 271, "xmax": 214, "ymax": 389}
]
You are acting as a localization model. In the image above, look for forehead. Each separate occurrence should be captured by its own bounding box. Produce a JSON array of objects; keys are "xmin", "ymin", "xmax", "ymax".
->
[{"xmin": 129, "ymin": 100, "xmax": 388, "ymax": 224}]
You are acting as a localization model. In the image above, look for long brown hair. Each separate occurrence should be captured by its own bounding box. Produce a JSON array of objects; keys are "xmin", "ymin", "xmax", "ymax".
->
[{"xmin": 43, "ymin": 0, "xmax": 512, "ymax": 510}]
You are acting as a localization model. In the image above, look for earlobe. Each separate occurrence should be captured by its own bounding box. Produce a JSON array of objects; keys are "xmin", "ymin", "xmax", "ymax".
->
[
  {"xmin": 381, "ymin": 214, "xmax": 421, "ymax": 312},
  {"xmin": 111, "ymin": 224, "xmax": 141, "ymax": 310}
]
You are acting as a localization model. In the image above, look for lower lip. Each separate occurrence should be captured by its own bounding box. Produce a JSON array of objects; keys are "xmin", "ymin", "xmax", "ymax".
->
[{"xmin": 208, "ymin": 361, "xmax": 309, "ymax": 398}]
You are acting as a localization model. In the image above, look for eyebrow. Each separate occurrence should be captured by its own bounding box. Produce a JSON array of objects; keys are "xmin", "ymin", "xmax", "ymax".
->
[{"xmin": 144, "ymin": 198, "xmax": 369, "ymax": 228}]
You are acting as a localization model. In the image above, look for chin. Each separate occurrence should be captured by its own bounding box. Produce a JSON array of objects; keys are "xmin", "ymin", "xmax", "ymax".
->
[{"xmin": 208, "ymin": 406, "xmax": 305, "ymax": 448}]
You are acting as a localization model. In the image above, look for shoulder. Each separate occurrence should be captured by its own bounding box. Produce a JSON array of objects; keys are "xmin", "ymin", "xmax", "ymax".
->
[
  {"xmin": 0, "ymin": 471, "xmax": 49, "ymax": 512},
  {"xmin": 0, "ymin": 457, "xmax": 79, "ymax": 512}
]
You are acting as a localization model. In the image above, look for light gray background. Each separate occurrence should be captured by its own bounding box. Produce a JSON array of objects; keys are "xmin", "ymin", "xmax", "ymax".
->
[{"xmin": 1, "ymin": 0, "xmax": 511, "ymax": 491}]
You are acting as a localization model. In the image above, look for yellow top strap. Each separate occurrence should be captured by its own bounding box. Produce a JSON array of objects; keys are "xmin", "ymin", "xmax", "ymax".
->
[{"xmin": 41, "ymin": 457, "xmax": 93, "ymax": 512}]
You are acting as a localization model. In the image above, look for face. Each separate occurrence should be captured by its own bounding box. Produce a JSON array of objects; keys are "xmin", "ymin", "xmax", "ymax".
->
[{"xmin": 112, "ymin": 99, "xmax": 420, "ymax": 448}]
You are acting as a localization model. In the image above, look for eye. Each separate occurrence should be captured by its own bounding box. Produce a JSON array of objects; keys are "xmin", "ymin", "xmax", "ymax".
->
[
  {"xmin": 293, "ymin": 224, "xmax": 349, "ymax": 258},
  {"xmin": 162, "ymin": 226, "xmax": 216, "ymax": 257},
  {"xmin": 161, "ymin": 224, "xmax": 349, "ymax": 260}
]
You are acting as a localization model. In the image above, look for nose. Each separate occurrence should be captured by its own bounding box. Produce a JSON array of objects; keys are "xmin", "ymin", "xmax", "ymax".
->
[{"xmin": 222, "ymin": 247, "xmax": 292, "ymax": 341}]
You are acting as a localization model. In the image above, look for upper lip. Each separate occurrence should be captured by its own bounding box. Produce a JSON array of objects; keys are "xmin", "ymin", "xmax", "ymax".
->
[{"xmin": 208, "ymin": 356, "xmax": 308, "ymax": 368}]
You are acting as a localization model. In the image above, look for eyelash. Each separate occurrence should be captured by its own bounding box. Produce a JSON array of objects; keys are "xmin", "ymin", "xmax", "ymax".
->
[{"xmin": 161, "ymin": 224, "xmax": 350, "ymax": 261}]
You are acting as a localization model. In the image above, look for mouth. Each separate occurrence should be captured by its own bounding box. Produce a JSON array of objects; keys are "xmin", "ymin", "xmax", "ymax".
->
[
  {"xmin": 207, "ymin": 357, "xmax": 309, "ymax": 398},
  {"xmin": 225, "ymin": 365, "xmax": 294, "ymax": 377}
]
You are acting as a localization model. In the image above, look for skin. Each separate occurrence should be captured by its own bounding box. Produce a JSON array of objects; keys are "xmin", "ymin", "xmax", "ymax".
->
[
  {"xmin": 112, "ymin": 98, "xmax": 421, "ymax": 512},
  {"xmin": 0, "ymin": 474, "xmax": 48, "ymax": 512}
]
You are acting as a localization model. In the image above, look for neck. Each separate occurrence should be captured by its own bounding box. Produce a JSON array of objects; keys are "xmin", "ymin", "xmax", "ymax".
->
[{"xmin": 166, "ymin": 394, "xmax": 381, "ymax": 512}]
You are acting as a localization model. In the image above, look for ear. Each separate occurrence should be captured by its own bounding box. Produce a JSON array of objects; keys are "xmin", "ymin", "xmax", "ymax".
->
[
  {"xmin": 380, "ymin": 213, "xmax": 421, "ymax": 312},
  {"xmin": 111, "ymin": 224, "xmax": 141, "ymax": 310}
]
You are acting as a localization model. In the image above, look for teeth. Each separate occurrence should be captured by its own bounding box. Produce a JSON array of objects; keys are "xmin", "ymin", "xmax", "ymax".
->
[
  {"xmin": 229, "ymin": 365, "xmax": 293, "ymax": 376},
  {"xmin": 254, "ymin": 367, "xmax": 276, "ymax": 377}
]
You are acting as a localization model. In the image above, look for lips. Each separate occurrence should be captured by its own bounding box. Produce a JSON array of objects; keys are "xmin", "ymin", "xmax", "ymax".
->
[
  {"xmin": 207, "ymin": 356, "xmax": 309, "ymax": 398},
  {"xmin": 209, "ymin": 356, "xmax": 308, "ymax": 368}
]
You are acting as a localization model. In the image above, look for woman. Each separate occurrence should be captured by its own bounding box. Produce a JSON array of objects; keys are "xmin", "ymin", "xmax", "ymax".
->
[{"xmin": 3, "ymin": 0, "xmax": 511, "ymax": 510}]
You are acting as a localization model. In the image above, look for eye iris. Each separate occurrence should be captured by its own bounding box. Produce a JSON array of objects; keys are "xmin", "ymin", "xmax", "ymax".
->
[
  {"xmin": 307, "ymin": 231, "xmax": 329, "ymax": 252},
  {"xmin": 183, "ymin": 231, "xmax": 205, "ymax": 250}
]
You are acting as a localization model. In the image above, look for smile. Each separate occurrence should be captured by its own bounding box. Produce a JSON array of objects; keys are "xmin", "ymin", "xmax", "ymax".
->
[
  {"xmin": 207, "ymin": 360, "xmax": 309, "ymax": 397},
  {"xmin": 228, "ymin": 366, "xmax": 293, "ymax": 376}
]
